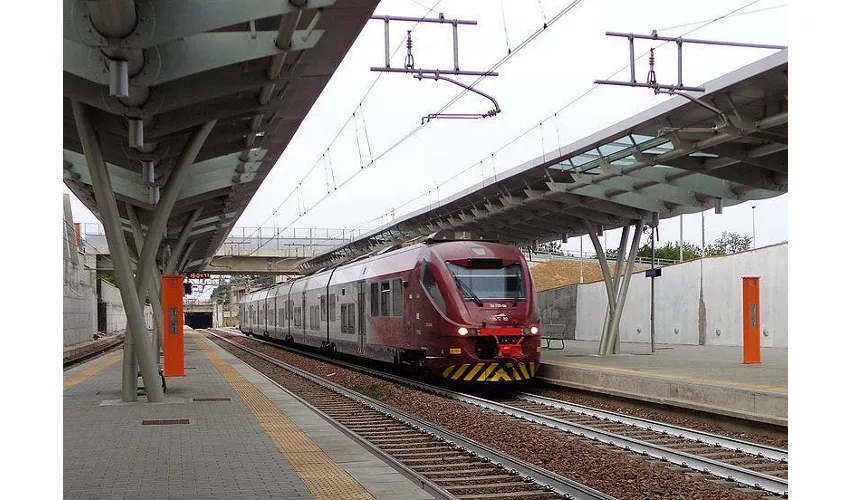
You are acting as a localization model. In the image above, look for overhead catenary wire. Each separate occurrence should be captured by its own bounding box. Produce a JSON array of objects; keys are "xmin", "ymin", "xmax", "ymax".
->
[
  {"xmin": 246, "ymin": 0, "xmax": 585, "ymax": 255},
  {"xmin": 346, "ymin": 0, "xmax": 777, "ymax": 235},
  {"xmin": 237, "ymin": 0, "xmax": 445, "ymax": 252}
]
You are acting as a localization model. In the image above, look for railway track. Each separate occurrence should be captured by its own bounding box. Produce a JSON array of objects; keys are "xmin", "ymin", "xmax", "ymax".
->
[
  {"xmin": 213, "ymin": 329, "xmax": 788, "ymax": 498},
  {"xmin": 206, "ymin": 329, "xmax": 613, "ymax": 500},
  {"xmin": 63, "ymin": 336, "xmax": 124, "ymax": 369}
]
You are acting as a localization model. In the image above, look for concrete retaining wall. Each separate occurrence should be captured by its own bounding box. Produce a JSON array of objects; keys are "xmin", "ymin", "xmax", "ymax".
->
[
  {"xmin": 63, "ymin": 258, "xmax": 98, "ymax": 346},
  {"xmin": 98, "ymin": 279, "xmax": 154, "ymax": 335},
  {"xmin": 538, "ymin": 243, "xmax": 788, "ymax": 348}
]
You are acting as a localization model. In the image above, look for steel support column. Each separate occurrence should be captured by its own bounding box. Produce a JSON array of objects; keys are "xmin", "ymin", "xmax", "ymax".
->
[
  {"xmin": 177, "ymin": 240, "xmax": 198, "ymax": 273},
  {"xmin": 584, "ymin": 221, "xmax": 616, "ymax": 355},
  {"xmin": 165, "ymin": 208, "xmax": 203, "ymax": 274},
  {"xmin": 132, "ymin": 121, "xmax": 216, "ymax": 323},
  {"xmin": 605, "ymin": 222, "xmax": 642, "ymax": 355},
  {"xmin": 584, "ymin": 220, "xmax": 642, "ymax": 355},
  {"xmin": 71, "ymin": 100, "xmax": 163, "ymax": 402},
  {"xmin": 126, "ymin": 204, "xmax": 165, "ymax": 362}
]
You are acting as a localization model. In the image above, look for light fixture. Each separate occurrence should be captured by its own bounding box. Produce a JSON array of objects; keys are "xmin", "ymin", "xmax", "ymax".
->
[
  {"xmin": 108, "ymin": 59, "xmax": 129, "ymax": 98},
  {"xmin": 530, "ymin": 325, "xmax": 539, "ymax": 335},
  {"xmin": 457, "ymin": 327, "xmax": 469, "ymax": 336},
  {"xmin": 128, "ymin": 119, "xmax": 144, "ymax": 148}
]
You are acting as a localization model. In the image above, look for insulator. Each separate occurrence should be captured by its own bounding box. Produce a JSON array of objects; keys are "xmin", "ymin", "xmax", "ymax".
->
[{"xmin": 404, "ymin": 30, "xmax": 415, "ymax": 70}]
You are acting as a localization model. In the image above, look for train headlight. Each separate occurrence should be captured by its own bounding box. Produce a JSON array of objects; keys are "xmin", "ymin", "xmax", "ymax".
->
[
  {"xmin": 530, "ymin": 326, "xmax": 539, "ymax": 335},
  {"xmin": 457, "ymin": 327, "xmax": 469, "ymax": 336}
]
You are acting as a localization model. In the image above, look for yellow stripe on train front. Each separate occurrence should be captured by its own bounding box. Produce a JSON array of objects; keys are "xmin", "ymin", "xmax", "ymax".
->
[
  {"xmin": 489, "ymin": 367, "xmax": 513, "ymax": 382},
  {"xmin": 442, "ymin": 365, "xmax": 455, "ymax": 378},
  {"xmin": 463, "ymin": 363, "xmax": 485, "ymax": 381},
  {"xmin": 451, "ymin": 364, "xmax": 470, "ymax": 380},
  {"xmin": 518, "ymin": 363, "xmax": 530, "ymax": 379},
  {"xmin": 529, "ymin": 362, "xmax": 536, "ymax": 376},
  {"xmin": 510, "ymin": 363, "xmax": 522, "ymax": 380},
  {"xmin": 476, "ymin": 364, "xmax": 498, "ymax": 381}
]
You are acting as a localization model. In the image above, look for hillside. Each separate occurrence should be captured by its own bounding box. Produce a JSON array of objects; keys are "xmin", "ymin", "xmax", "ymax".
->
[{"xmin": 529, "ymin": 259, "xmax": 649, "ymax": 292}]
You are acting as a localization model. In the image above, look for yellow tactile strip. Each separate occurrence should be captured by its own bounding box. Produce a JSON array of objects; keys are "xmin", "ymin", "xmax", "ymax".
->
[
  {"xmin": 192, "ymin": 333, "xmax": 375, "ymax": 500},
  {"xmin": 63, "ymin": 352, "xmax": 123, "ymax": 391}
]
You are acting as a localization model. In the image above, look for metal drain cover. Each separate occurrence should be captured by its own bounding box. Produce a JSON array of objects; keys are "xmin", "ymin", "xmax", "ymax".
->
[{"xmin": 141, "ymin": 419, "xmax": 190, "ymax": 426}]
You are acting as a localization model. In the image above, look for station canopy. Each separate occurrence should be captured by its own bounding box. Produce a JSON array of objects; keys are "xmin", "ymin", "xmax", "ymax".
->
[
  {"xmin": 300, "ymin": 49, "xmax": 788, "ymax": 274},
  {"xmin": 63, "ymin": 0, "xmax": 381, "ymax": 272}
]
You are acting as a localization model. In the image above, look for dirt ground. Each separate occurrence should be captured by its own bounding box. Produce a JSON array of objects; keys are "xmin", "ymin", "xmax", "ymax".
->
[{"xmin": 529, "ymin": 259, "xmax": 648, "ymax": 292}]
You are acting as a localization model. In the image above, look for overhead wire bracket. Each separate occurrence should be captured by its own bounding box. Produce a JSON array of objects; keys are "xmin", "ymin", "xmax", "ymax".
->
[
  {"xmin": 594, "ymin": 31, "xmax": 786, "ymax": 137},
  {"xmin": 370, "ymin": 14, "xmax": 501, "ymax": 123}
]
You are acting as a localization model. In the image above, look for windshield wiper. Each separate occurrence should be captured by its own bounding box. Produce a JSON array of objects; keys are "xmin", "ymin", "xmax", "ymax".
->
[{"xmin": 454, "ymin": 277, "xmax": 483, "ymax": 307}]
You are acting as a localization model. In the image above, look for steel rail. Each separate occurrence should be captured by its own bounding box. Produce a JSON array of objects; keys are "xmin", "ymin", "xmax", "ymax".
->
[
  {"xmin": 517, "ymin": 392, "xmax": 788, "ymax": 462},
  {"xmin": 425, "ymin": 387, "xmax": 788, "ymax": 496},
  {"xmin": 217, "ymin": 329, "xmax": 788, "ymax": 496},
  {"xmin": 207, "ymin": 330, "xmax": 614, "ymax": 500}
]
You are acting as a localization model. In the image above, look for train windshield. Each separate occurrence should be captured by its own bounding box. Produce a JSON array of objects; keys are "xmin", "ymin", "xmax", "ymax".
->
[{"xmin": 445, "ymin": 261, "xmax": 526, "ymax": 301}]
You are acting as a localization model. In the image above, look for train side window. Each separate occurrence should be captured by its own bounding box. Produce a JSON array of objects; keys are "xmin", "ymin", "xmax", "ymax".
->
[
  {"xmin": 391, "ymin": 278, "xmax": 403, "ymax": 317},
  {"xmin": 329, "ymin": 294, "xmax": 336, "ymax": 322},
  {"xmin": 370, "ymin": 283, "xmax": 379, "ymax": 316},
  {"xmin": 420, "ymin": 262, "xmax": 447, "ymax": 315},
  {"xmin": 321, "ymin": 295, "xmax": 327, "ymax": 321},
  {"xmin": 349, "ymin": 303, "xmax": 356, "ymax": 332},
  {"xmin": 341, "ymin": 304, "xmax": 348, "ymax": 332},
  {"xmin": 380, "ymin": 281, "xmax": 390, "ymax": 316},
  {"xmin": 294, "ymin": 307, "xmax": 301, "ymax": 327}
]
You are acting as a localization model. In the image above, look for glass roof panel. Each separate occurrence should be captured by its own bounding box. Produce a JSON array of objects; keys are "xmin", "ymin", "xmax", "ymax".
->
[
  {"xmin": 689, "ymin": 152, "xmax": 719, "ymax": 158},
  {"xmin": 612, "ymin": 158, "xmax": 636, "ymax": 166},
  {"xmin": 598, "ymin": 143, "xmax": 627, "ymax": 156}
]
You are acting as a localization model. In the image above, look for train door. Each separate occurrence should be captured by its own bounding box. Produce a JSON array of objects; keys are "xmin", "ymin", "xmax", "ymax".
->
[
  {"xmin": 357, "ymin": 280, "xmax": 366, "ymax": 353},
  {"xmin": 301, "ymin": 291, "xmax": 307, "ymax": 342}
]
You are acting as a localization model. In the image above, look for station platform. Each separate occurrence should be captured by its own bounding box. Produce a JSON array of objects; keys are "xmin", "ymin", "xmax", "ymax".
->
[
  {"xmin": 63, "ymin": 328, "xmax": 435, "ymax": 500},
  {"xmin": 537, "ymin": 340, "xmax": 787, "ymax": 428}
]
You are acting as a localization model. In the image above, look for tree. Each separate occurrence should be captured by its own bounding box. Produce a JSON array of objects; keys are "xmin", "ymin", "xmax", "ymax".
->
[
  {"xmin": 707, "ymin": 231, "xmax": 752, "ymax": 255},
  {"xmin": 533, "ymin": 241, "xmax": 563, "ymax": 255},
  {"xmin": 636, "ymin": 242, "xmax": 702, "ymax": 262}
]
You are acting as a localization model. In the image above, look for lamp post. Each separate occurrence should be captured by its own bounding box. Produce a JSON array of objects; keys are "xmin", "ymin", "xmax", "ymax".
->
[{"xmin": 751, "ymin": 205, "xmax": 756, "ymax": 249}]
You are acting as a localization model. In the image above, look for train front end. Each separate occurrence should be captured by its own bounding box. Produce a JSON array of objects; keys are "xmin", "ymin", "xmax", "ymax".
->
[{"xmin": 420, "ymin": 241, "xmax": 542, "ymax": 385}]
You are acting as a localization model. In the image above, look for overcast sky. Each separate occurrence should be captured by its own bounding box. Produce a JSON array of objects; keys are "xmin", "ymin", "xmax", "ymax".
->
[{"xmin": 65, "ymin": 0, "xmax": 789, "ymax": 256}]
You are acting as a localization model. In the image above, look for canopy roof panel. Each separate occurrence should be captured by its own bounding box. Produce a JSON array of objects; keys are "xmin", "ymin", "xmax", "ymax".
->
[
  {"xmin": 63, "ymin": 0, "xmax": 381, "ymax": 272},
  {"xmin": 300, "ymin": 49, "xmax": 788, "ymax": 274}
]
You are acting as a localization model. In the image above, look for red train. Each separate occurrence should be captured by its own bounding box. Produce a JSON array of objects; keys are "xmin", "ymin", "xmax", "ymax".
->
[{"xmin": 239, "ymin": 236, "xmax": 541, "ymax": 384}]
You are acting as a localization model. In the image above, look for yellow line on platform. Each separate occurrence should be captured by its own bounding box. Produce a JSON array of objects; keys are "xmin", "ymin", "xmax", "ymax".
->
[
  {"xmin": 543, "ymin": 360, "xmax": 788, "ymax": 393},
  {"xmin": 192, "ymin": 332, "xmax": 375, "ymax": 500},
  {"xmin": 63, "ymin": 352, "xmax": 123, "ymax": 391}
]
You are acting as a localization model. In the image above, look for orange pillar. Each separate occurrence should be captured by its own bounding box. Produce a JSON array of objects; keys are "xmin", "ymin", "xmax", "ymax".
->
[
  {"xmin": 742, "ymin": 277, "xmax": 761, "ymax": 364},
  {"xmin": 162, "ymin": 275, "xmax": 185, "ymax": 376},
  {"xmin": 73, "ymin": 223, "xmax": 81, "ymax": 244}
]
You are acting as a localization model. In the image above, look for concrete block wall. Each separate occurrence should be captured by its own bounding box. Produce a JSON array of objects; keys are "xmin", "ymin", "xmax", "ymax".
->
[
  {"xmin": 98, "ymin": 279, "xmax": 155, "ymax": 334},
  {"xmin": 63, "ymin": 259, "xmax": 97, "ymax": 346},
  {"xmin": 538, "ymin": 243, "xmax": 788, "ymax": 348}
]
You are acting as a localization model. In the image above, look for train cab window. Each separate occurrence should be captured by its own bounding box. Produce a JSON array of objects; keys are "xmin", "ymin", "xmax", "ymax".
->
[
  {"xmin": 446, "ymin": 261, "xmax": 526, "ymax": 301},
  {"xmin": 391, "ymin": 279, "xmax": 403, "ymax": 317},
  {"xmin": 380, "ymin": 282, "xmax": 391, "ymax": 316},
  {"xmin": 420, "ymin": 262, "xmax": 447, "ymax": 315}
]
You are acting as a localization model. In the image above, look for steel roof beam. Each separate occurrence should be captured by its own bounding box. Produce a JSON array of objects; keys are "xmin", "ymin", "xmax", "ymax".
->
[
  {"xmin": 64, "ymin": 30, "xmax": 323, "ymax": 87},
  {"xmin": 66, "ymin": 0, "xmax": 335, "ymax": 49}
]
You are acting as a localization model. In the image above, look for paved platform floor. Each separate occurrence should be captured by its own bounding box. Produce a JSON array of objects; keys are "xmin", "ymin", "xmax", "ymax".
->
[
  {"xmin": 63, "ymin": 329, "xmax": 435, "ymax": 500},
  {"xmin": 538, "ymin": 341, "xmax": 787, "ymax": 426}
]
